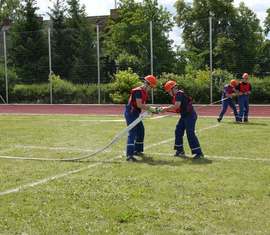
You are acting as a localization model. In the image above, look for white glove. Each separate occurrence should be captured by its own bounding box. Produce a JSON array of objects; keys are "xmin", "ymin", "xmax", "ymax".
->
[
  {"xmin": 148, "ymin": 106, "xmax": 158, "ymax": 114},
  {"xmin": 156, "ymin": 107, "xmax": 164, "ymax": 113}
]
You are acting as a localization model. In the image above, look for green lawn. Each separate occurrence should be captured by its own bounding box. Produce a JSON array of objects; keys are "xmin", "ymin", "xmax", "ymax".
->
[{"xmin": 0, "ymin": 114, "xmax": 270, "ymax": 234}]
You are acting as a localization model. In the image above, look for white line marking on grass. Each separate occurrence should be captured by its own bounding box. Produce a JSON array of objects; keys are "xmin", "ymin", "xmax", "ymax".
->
[
  {"xmin": 60, "ymin": 119, "xmax": 125, "ymax": 122},
  {"xmin": 149, "ymin": 115, "xmax": 169, "ymax": 120},
  {"xmin": 0, "ymin": 123, "xmax": 220, "ymax": 196},
  {"xmin": 0, "ymin": 155, "xmax": 66, "ymax": 161},
  {"xmin": 146, "ymin": 123, "xmax": 220, "ymax": 149},
  {"xmin": 208, "ymin": 155, "xmax": 270, "ymax": 162},
  {"xmin": 2, "ymin": 118, "xmax": 125, "ymax": 122},
  {"xmin": 14, "ymin": 145, "xmax": 99, "ymax": 152},
  {"xmin": 0, "ymin": 155, "xmax": 123, "ymax": 196},
  {"xmin": 196, "ymin": 123, "xmax": 220, "ymax": 132},
  {"xmin": 200, "ymin": 116, "xmax": 270, "ymax": 119},
  {"xmin": 0, "ymin": 162, "xmax": 102, "ymax": 196},
  {"xmin": 148, "ymin": 152, "xmax": 270, "ymax": 162}
]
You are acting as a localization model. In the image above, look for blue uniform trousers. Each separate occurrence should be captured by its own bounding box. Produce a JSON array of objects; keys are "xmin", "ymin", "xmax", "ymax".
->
[
  {"xmin": 174, "ymin": 111, "xmax": 202, "ymax": 155},
  {"xmin": 238, "ymin": 95, "xmax": 249, "ymax": 121},
  {"xmin": 218, "ymin": 97, "xmax": 239, "ymax": 121},
  {"xmin": 124, "ymin": 106, "xmax": 144, "ymax": 157}
]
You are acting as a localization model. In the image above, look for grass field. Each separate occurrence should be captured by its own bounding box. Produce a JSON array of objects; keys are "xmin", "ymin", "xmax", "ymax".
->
[{"xmin": 0, "ymin": 114, "xmax": 270, "ymax": 234}]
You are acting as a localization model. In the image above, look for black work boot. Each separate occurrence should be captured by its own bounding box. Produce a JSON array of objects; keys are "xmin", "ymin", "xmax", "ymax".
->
[
  {"xmin": 174, "ymin": 151, "xmax": 186, "ymax": 158},
  {"xmin": 193, "ymin": 153, "xmax": 204, "ymax": 160},
  {"xmin": 126, "ymin": 156, "xmax": 138, "ymax": 162}
]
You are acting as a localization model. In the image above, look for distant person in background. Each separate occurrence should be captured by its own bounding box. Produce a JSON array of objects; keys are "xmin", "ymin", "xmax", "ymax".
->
[
  {"xmin": 160, "ymin": 80, "xmax": 204, "ymax": 160},
  {"xmin": 124, "ymin": 75, "xmax": 158, "ymax": 162},
  {"xmin": 236, "ymin": 73, "xmax": 252, "ymax": 122},
  {"xmin": 217, "ymin": 79, "xmax": 240, "ymax": 123}
]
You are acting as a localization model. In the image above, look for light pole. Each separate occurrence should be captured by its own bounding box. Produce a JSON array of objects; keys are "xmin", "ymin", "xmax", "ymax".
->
[
  {"xmin": 3, "ymin": 30, "xmax": 8, "ymax": 104},
  {"xmin": 209, "ymin": 13, "xmax": 213, "ymax": 104},
  {"xmin": 48, "ymin": 27, "xmax": 53, "ymax": 104},
  {"xmin": 97, "ymin": 24, "xmax": 101, "ymax": 104},
  {"xmin": 150, "ymin": 21, "xmax": 154, "ymax": 104}
]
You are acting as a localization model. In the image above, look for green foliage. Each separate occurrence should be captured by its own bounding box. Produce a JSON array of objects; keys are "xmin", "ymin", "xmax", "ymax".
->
[
  {"xmin": 65, "ymin": 0, "xmax": 96, "ymax": 83},
  {"xmin": 0, "ymin": 64, "xmax": 19, "ymax": 97},
  {"xmin": 110, "ymin": 68, "xmax": 141, "ymax": 104},
  {"xmin": 105, "ymin": 0, "xmax": 176, "ymax": 76},
  {"xmin": 11, "ymin": 83, "xmax": 50, "ymax": 103},
  {"xmin": 0, "ymin": 0, "xmax": 20, "ymax": 22},
  {"xmin": 175, "ymin": 0, "xmax": 264, "ymax": 74},
  {"xmin": 49, "ymin": 74, "xmax": 75, "ymax": 103},
  {"xmin": 264, "ymin": 8, "xmax": 270, "ymax": 35},
  {"xmin": 156, "ymin": 69, "xmax": 236, "ymax": 104},
  {"xmin": 9, "ymin": 0, "xmax": 48, "ymax": 83},
  {"xmin": 257, "ymin": 40, "xmax": 270, "ymax": 75},
  {"xmin": 116, "ymin": 52, "xmax": 141, "ymax": 71},
  {"xmin": 46, "ymin": 0, "xmax": 97, "ymax": 83},
  {"xmin": 210, "ymin": 69, "xmax": 236, "ymax": 101},
  {"xmin": 48, "ymin": 0, "xmax": 71, "ymax": 80},
  {"xmin": 11, "ymin": 74, "xmax": 112, "ymax": 103},
  {"xmin": 249, "ymin": 76, "xmax": 270, "ymax": 104},
  {"xmin": 7, "ymin": 69, "xmax": 270, "ymax": 104},
  {"xmin": 157, "ymin": 72, "xmax": 204, "ymax": 103}
]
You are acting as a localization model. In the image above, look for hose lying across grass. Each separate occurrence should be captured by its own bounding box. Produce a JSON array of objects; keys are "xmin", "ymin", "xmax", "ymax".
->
[
  {"xmin": 0, "ymin": 98, "xmax": 228, "ymax": 162},
  {"xmin": 0, "ymin": 112, "xmax": 149, "ymax": 162}
]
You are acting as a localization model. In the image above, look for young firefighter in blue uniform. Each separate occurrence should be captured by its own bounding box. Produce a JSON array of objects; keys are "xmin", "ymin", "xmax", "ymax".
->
[
  {"xmin": 217, "ymin": 79, "xmax": 240, "ymax": 122},
  {"xmin": 236, "ymin": 73, "xmax": 252, "ymax": 122},
  {"xmin": 160, "ymin": 80, "xmax": 204, "ymax": 159},
  {"xmin": 124, "ymin": 75, "xmax": 158, "ymax": 162}
]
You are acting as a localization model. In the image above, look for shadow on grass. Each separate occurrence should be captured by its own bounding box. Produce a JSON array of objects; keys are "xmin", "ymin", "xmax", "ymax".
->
[
  {"xmin": 223, "ymin": 121, "xmax": 268, "ymax": 126},
  {"xmin": 82, "ymin": 159, "xmax": 123, "ymax": 164},
  {"xmin": 81, "ymin": 155, "xmax": 212, "ymax": 166},
  {"xmin": 137, "ymin": 155, "xmax": 212, "ymax": 166}
]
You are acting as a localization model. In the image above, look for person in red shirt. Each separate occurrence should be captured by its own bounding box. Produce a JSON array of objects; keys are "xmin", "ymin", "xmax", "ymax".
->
[
  {"xmin": 236, "ymin": 73, "xmax": 252, "ymax": 122},
  {"xmin": 124, "ymin": 75, "xmax": 158, "ymax": 162},
  {"xmin": 217, "ymin": 79, "xmax": 240, "ymax": 122},
  {"xmin": 160, "ymin": 80, "xmax": 204, "ymax": 160}
]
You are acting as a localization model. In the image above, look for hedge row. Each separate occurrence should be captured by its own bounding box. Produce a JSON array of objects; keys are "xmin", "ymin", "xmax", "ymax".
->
[
  {"xmin": 157, "ymin": 71, "xmax": 270, "ymax": 104},
  {"xmin": 5, "ymin": 70, "xmax": 270, "ymax": 104},
  {"xmin": 10, "ymin": 75, "xmax": 112, "ymax": 104}
]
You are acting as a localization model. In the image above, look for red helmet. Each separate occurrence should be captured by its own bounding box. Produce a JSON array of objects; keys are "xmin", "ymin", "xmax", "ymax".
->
[
  {"xmin": 164, "ymin": 80, "xmax": 177, "ymax": 92},
  {"xmin": 144, "ymin": 75, "xmax": 157, "ymax": 88},
  {"xmin": 242, "ymin": 73, "xmax": 249, "ymax": 80},
  {"xmin": 230, "ymin": 79, "xmax": 238, "ymax": 87}
]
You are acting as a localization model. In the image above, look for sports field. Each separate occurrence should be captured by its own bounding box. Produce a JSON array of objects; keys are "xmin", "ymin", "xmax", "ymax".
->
[{"xmin": 0, "ymin": 113, "xmax": 270, "ymax": 234}]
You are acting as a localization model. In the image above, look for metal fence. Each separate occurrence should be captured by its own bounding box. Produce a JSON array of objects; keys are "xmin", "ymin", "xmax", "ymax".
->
[
  {"xmin": 0, "ymin": 21, "xmax": 158, "ymax": 104},
  {"xmin": 0, "ymin": 18, "xmax": 269, "ymax": 104}
]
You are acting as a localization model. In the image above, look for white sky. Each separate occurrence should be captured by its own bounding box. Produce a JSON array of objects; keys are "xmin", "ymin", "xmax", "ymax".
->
[{"xmin": 37, "ymin": 0, "xmax": 269, "ymax": 47}]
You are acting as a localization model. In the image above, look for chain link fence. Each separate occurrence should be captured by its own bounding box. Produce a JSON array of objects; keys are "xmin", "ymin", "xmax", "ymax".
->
[{"xmin": 1, "ymin": 18, "xmax": 269, "ymax": 104}]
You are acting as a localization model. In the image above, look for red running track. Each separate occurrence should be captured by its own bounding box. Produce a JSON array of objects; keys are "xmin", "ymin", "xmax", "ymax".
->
[{"xmin": 0, "ymin": 104, "xmax": 270, "ymax": 117}]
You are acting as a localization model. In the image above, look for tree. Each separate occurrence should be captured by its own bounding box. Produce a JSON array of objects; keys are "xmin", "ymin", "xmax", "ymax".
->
[
  {"xmin": 104, "ymin": 0, "xmax": 176, "ymax": 77},
  {"xmin": 65, "ymin": 0, "xmax": 96, "ymax": 83},
  {"xmin": 174, "ymin": 0, "xmax": 263, "ymax": 74},
  {"xmin": 231, "ymin": 3, "xmax": 263, "ymax": 74},
  {"xmin": 0, "ymin": 0, "xmax": 19, "ymax": 23},
  {"xmin": 264, "ymin": 8, "xmax": 270, "ymax": 35},
  {"xmin": 257, "ymin": 40, "xmax": 270, "ymax": 75},
  {"xmin": 10, "ymin": 0, "xmax": 48, "ymax": 83},
  {"xmin": 48, "ymin": 0, "xmax": 71, "ymax": 79}
]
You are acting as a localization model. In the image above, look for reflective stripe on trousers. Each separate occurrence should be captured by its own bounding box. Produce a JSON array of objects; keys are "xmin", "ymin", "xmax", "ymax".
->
[
  {"xmin": 174, "ymin": 111, "xmax": 202, "ymax": 155},
  {"xmin": 124, "ymin": 106, "xmax": 145, "ymax": 157}
]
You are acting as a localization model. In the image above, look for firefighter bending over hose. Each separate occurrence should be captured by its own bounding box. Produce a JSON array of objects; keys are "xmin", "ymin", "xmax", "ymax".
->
[
  {"xmin": 159, "ymin": 80, "xmax": 204, "ymax": 159},
  {"xmin": 217, "ymin": 79, "xmax": 240, "ymax": 123},
  {"xmin": 124, "ymin": 75, "xmax": 159, "ymax": 162}
]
